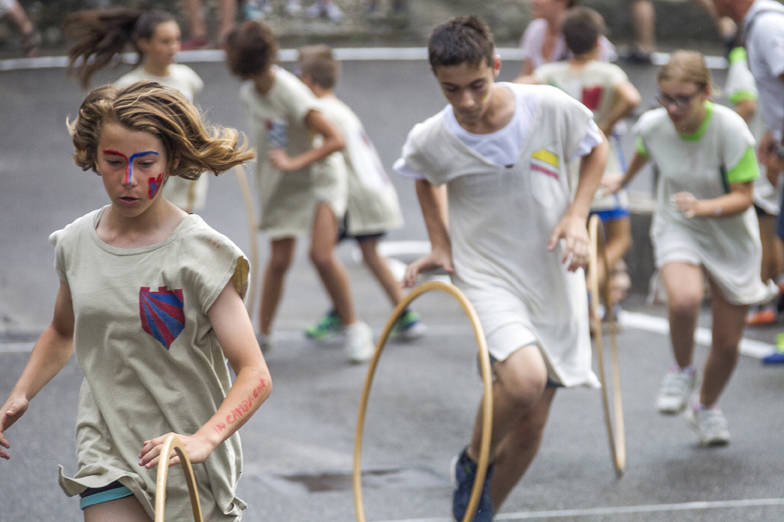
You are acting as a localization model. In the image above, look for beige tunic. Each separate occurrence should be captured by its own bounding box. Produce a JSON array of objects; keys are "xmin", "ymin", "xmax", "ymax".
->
[{"xmin": 53, "ymin": 207, "xmax": 249, "ymax": 521}]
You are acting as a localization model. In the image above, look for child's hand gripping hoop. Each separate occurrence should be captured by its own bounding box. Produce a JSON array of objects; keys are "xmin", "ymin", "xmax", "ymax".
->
[
  {"xmin": 352, "ymin": 280, "xmax": 493, "ymax": 522},
  {"xmin": 234, "ymin": 164, "xmax": 260, "ymax": 317},
  {"xmin": 587, "ymin": 214, "xmax": 627, "ymax": 477},
  {"xmin": 154, "ymin": 434, "xmax": 204, "ymax": 522}
]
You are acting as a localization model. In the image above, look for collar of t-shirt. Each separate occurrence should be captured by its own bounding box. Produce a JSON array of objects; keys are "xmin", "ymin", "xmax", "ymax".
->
[{"xmin": 443, "ymin": 83, "xmax": 536, "ymax": 168}]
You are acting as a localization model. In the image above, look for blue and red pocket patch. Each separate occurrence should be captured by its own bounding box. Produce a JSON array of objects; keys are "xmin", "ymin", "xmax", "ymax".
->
[{"xmin": 139, "ymin": 286, "xmax": 185, "ymax": 350}]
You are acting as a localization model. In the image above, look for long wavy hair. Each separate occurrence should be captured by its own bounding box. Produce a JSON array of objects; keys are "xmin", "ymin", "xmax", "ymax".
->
[
  {"xmin": 69, "ymin": 81, "xmax": 254, "ymax": 180},
  {"xmin": 65, "ymin": 8, "xmax": 175, "ymax": 88}
]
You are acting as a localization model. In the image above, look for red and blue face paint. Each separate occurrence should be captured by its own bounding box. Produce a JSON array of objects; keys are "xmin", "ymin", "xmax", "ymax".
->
[{"xmin": 103, "ymin": 149, "xmax": 163, "ymax": 198}]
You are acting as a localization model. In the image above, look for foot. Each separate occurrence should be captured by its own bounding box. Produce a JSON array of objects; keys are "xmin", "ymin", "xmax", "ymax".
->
[
  {"xmin": 181, "ymin": 36, "xmax": 210, "ymax": 50},
  {"xmin": 762, "ymin": 335, "xmax": 784, "ymax": 364},
  {"xmin": 304, "ymin": 310, "xmax": 343, "ymax": 341},
  {"xmin": 656, "ymin": 367, "xmax": 696, "ymax": 414},
  {"xmin": 745, "ymin": 307, "xmax": 777, "ymax": 326},
  {"xmin": 345, "ymin": 321, "xmax": 374, "ymax": 363},
  {"xmin": 20, "ymin": 30, "xmax": 40, "ymax": 58},
  {"xmin": 391, "ymin": 310, "xmax": 426, "ymax": 341},
  {"xmin": 686, "ymin": 404, "xmax": 730, "ymax": 447},
  {"xmin": 451, "ymin": 448, "xmax": 494, "ymax": 522}
]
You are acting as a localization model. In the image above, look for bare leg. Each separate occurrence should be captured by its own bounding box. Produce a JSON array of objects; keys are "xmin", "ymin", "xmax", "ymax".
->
[
  {"xmin": 630, "ymin": 0, "xmax": 656, "ymax": 55},
  {"xmin": 465, "ymin": 346, "xmax": 550, "ymax": 511},
  {"xmin": 181, "ymin": 0, "xmax": 208, "ymax": 40},
  {"xmin": 309, "ymin": 202, "xmax": 357, "ymax": 326},
  {"xmin": 218, "ymin": 0, "xmax": 237, "ymax": 45},
  {"xmin": 593, "ymin": 217, "xmax": 632, "ymax": 295},
  {"xmin": 661, "ymin": 262, "xmax": 704, "ymax": 368},
  {"xmin": 700, "ymin": 278, "xmax": 746, "ymax": 407},
  {"xmin": 84, "ymin": 496, "xmax": 150, "ymax": 522},
  {"xmin": 758, "ymin": 214, "xmax": 782, "ymax": 282},
  {"xmin": 258, "ymin": 237, "xmax": 296, "ymax": 336},
  {"xmin": 358, "ymin": 238, "xmax": 403, "ymax": 306}
]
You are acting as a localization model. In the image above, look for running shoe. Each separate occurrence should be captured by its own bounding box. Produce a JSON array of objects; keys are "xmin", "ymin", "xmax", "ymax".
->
[
  {"xmin": 345, "ymin": 321, "xmax": 374, "ymax": 363},
  {"xmin": 391, "ymin": 310, "xmax": 426, "ymax": 341},
  {"xmin": 745, "ymin": 307, "xmax": 777, "ymax": 326},
  {"xmin": 655, "ymin": 368, "xmax": 696, "ymax": 414},
  {"xmin": 304, "ymin": 310, "xmax": 342, "ymax": 341},
  {"xmin": 762, "ymin": 333, "xmax": 784, "ymax": 364},
  {"xmin": 451, "ymin": 448, "xmax": 494, "ymax": 522},
  {"xmin": 686, "ymin": 404, "xmax": 730, "ymax": 447}
]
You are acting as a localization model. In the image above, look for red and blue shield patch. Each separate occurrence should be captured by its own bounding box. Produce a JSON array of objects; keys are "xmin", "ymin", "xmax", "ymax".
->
[{"xmin": 139, "ymin": 286, "xmax": 185, "ymax": 350}]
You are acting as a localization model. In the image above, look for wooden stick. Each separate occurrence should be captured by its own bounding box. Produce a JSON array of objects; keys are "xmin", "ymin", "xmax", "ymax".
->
[
  {"xmin": 353, "ymin": 280, "xmax": 493, "ymax": 522},
  {"xmin": 154, "ymin": 434, "xmax": 204, "ymax": 522},
  {"xmin": 587, "ymin": 214, "xmax": 627, "ymax": 477},
  {"xmin": 234, "ymin": 165, "xmax": 259, "ymax": 318}
]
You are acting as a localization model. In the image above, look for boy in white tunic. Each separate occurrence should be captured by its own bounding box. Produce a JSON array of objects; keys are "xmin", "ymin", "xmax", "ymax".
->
[
  {"xmin": 397, "ymin": 16, "xmax": 608, "ymax": 521},
  {"xmin": 0, "ymin": 82, "xmax": 271, "ymax": 521},
  {"xmin": 224, "ymin": 20, "xmax": 375, "ymax": 362},
  {"xmin": 297, "ymin": 44, "xmax": 426, "ymax": 343},
  {"xmin": 609, "ymin": 51, "xmax": 773, "ymax": 446},
  {"xmin": 66, "ymin": 8, "xmax": 209, "ymax": 213}
]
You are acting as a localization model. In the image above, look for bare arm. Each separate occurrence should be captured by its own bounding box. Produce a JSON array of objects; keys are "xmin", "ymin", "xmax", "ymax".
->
[
  {"xmin": 139, "ymin": 281, "xmax": 271, "ymax": 468},
  {"xmin": 0, "ymin": 281, "xmax": 75, "ymax": 459},
  {"xmin": 673, "ymin": 180, "xmax": 754, "ymax": 218},
  {"xmin": 268, "ymin": 109, "xmax": 346, "ymax": 172},
  {"xmin": 402, "ymin": 179, "xmax": 453, "ymax": 287},
  {"xmin": 597, "ymin": 80, "xmax": 641, "ymax": 136},
  {"xmin": 548, "ymin": 135, "xmax": 609, "ymax": 271}
]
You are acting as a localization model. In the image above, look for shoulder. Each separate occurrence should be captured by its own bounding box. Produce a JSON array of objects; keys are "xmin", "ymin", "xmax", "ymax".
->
[
  {"xmin": 171, "ymin": 64, "xmax": 202, "ymax": 82},
  {"xmin": 180, "ymin": 215, "xmax": 242, "ymax": 255},
  {"xmin": 49, "ymin": 208, "xmax": 101, "ymax": 249},
  {"xmin": 534, "ymin": 62, "xmax": 565, "ymax": 81},
  {"xmin": 523, "ymin": 18, "xmax": 546, "ymax": 38},
  {"xmin": 712, "ymin": 103, "xmax": 749, "ymax": 130},
  {"xmin": 115, "ymin": 68, "xmax": 143, "ymax": 87},
  {"xmin": 635, "ymin": 108, "xmax": 669, "ymax": 135},
  {"xmin": 587, "ymin": 61, "xmax": 628, "ymax": 81}
]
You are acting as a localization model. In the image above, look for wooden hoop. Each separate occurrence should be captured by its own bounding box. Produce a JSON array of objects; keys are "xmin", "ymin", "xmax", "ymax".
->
[
  {"xmin": 353, "ymin": 280, "xmax": 493, "ymax": 522},
  {"xmin": 587, "ymin": 214, "xmax": 627, "ymax": 477},
  {"xmin": 154, "ymin": 434, "xmax": 204, "ymax": 522},
  {"xmin": 234, "ymin": 165, "xmax": 259, "ymax": 317}
]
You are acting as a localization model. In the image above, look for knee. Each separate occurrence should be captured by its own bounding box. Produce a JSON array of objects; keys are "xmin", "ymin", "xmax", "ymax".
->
[
  {"xmin": 309, "ymin": 244, "xmax": 334, "ymax": 269},
  {"xmin": 499, "ymin": 373, "xmax": 547, "ymax": 412},
  {"xmin": 267, "ymin": 252, "xmax": 293, "ymax": 275},
  {"xmin": 668, "ymin": 291, "xmax": 701, "ymax": 316}
]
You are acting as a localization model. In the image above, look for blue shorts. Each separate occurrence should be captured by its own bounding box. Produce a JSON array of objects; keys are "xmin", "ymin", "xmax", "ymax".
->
[
  {"xmin": 79, "ymin": 481, "xmax": 134, "ymax": 510},
  {"xmin": 590, "ymin": 207, "xmax": 630, "ymax": 222}
]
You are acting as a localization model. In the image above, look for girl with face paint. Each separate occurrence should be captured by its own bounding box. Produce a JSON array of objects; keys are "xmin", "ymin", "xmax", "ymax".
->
[
  {"xmin": 0, "ymin": 81, "xmax": 271, "ymax": 522},
  {"xmin": 65, "ymin": 8, "xmax": 208, "ymax": 213}
]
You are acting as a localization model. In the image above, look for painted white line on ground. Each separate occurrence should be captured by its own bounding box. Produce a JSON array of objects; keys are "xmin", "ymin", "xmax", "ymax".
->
[
  {"xmin": 619, "ymin": 310, "xmax": 774, "ymax": 359},
  {"xmin": 0, "ymin": 341, "xmax": 35, "ymax": 354},
  {"xmin": 0, "ymin": 48, "xmax": 728, "ymax": 71},
  {"xmin": 376, "ymin": 497, "xmax": 784, "ymax": 522}
]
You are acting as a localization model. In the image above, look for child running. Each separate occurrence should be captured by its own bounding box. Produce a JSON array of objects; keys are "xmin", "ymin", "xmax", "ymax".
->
[
  {"xmin": 0, "ymin": 81, "xmax": 271, "ymax": 521},
  {"xmin": 534, "ymin": 6, "xmax": 640, "ymax": 314},
  {"xmin": 296, "ymin": 44, "xmax": 426, "ymax": 342},
  {"xmin": 608, "ymin": 51, "xmax": 774, "ymax": 446},
  {"xmin": 397, "ymin": 17, "xmax": 608, "ymax": 521},
  {"xmin": 223, "ymin": 20, "xmax": 376, "ymax": 362},
  {"xmin": 65, "ymin": 8, "xmax": 209, "ymax": 213},
  {"xmin": 516, "ymin": 0, "xmax": 615, "ymax": 81}
]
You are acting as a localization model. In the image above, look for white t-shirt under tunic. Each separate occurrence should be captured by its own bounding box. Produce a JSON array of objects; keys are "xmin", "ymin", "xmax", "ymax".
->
[
  {"xmin": 635, "ymin": 102, "xmax": 774, "ymax": 305},
  {"xmin": 116, "ymin": 64, "xmax": 209, "ymax": 212},
  {"xmin": 395, "ymin": 82, "xmax": 601, "ymax": 388},
  {"xmin": 53, "ymin": 208, "xmax": 249, "ymax": 521}
]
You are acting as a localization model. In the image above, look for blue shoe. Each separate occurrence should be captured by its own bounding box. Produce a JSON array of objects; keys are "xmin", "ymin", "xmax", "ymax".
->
[
  {"xmin": 451, "ymin": 448, "xmax": 494, "ymax": 521},
  {"xmin": 763, "ymin": 335, "xmax": 784, "ymax": 365},
  {"xmin": 391, "ymin": 309, "xmax": 426, "ymax": 341},
  {"xmin": 304, "ymin": 310, "xmax": 342, "ymax": 341}
]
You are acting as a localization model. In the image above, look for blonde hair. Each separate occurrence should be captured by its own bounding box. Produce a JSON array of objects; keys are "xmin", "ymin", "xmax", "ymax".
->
[
  {"xmin": 298, "ymin": 44, "xmax": 339, "ymax": 89},
  {"xmin": 657, "ymin": 50, "xmax": 712, "ymax": 91},
  {"xmin": 69, "ymin": 81, "xmax": 254, "ymax": 180}
]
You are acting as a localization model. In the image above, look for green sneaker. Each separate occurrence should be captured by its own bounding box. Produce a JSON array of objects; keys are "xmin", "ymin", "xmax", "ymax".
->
[
  {"xmin": 305, "ymin": 310, "xmax": 343, "ymax": 341},
  {"xmin": 391, "ymin": 310, "xmax": 426, "ymax": 341}
]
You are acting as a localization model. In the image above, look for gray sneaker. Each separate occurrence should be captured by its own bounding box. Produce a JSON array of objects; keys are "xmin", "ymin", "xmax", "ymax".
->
[
  {"xmin": 656, "ymin": 368, "xmax": 696, "ymax": 414},
  {"xmin": 345, "ymin": 321, "xmax": 374, "ymax": 363},
  {"xmin": 686, "ymin": 406, "xmax": 730, "ymax": 447}
]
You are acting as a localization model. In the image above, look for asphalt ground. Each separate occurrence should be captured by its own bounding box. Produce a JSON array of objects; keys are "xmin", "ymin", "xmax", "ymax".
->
[{"xmin": 1, "ymin": 50, "xmax": 784, "ymax": 521}]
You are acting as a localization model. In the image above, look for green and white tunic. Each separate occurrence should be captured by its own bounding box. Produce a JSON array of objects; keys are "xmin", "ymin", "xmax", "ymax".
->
[
  {"xmin": 53, "ymin": 207, "xmax": 249, "ymax": 521},
  {"xmin": 635, "ymin": 101, "xmax": 773, "ymax": 304}
]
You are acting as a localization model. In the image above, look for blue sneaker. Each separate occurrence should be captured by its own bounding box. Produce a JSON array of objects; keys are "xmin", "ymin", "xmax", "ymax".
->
[
  {"xmin": 305, "ymin": 310, "xmax": 342, "ymax": 341},
  {"xmin": 451, "ymin": 448, "xmax": 494, "ymax": 521},
  {"xmin": 763, "ymin": 334, "xmax": 784, "ymax": 364},
  {"xmin": 391, "ymin": 309, "xmax": 426, "ymax": 341}
]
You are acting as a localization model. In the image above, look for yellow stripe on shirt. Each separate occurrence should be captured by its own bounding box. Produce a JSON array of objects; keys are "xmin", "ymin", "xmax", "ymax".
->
[{"xmin": 531, "ymin": 148, "xmax": 559, "ymax": 168}]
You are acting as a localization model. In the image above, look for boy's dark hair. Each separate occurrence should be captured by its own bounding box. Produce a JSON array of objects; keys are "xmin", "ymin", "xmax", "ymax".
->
[
  {"xmin": 561, "ymin": 7, "xmax": 604, "ymax": 56},
  {"xmin": 298, "ymin": 44, "xmax": 339, "ymax": 89},
  {"xmin": 224, "ymin": 20, "xmax": 278, "ymax": 79},
  {"xmin": 428, "ymin": 16, "xmax": 495, "ymax": 70}
]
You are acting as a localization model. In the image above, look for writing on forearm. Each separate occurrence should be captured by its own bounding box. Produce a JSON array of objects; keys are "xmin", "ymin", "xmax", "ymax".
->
[{"xmin": 213, "ymin": 377, "xmax": 267, "ymax": 434}]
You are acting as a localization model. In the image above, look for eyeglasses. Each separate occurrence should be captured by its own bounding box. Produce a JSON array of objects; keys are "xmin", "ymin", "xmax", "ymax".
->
[{"xmin": 656, "ymin": 90, "xmax": 703, "ymax": 109}]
